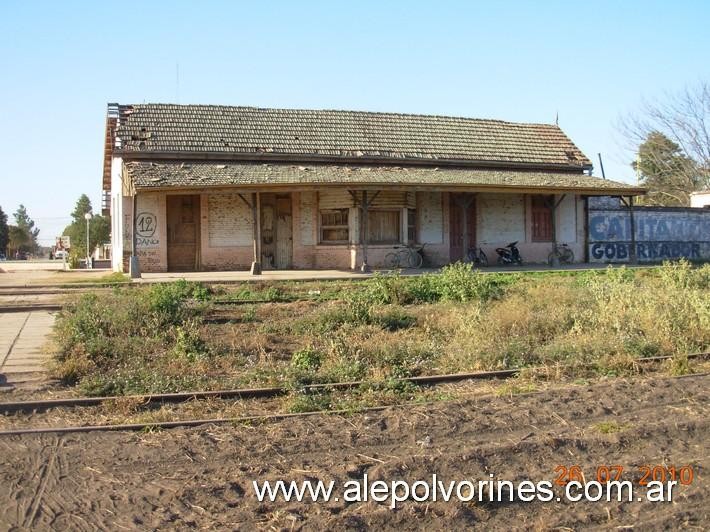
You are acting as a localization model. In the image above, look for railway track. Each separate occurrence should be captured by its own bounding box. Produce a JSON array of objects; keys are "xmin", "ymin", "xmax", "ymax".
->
[{"xmin": 1, "ymin": 352, "xmax": 707, "ymax": 436}]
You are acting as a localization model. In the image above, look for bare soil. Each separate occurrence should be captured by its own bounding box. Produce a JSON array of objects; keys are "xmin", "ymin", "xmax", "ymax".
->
[{"xmin": 0, "ymin": 373, "xmax": 707, "ymax": 530}]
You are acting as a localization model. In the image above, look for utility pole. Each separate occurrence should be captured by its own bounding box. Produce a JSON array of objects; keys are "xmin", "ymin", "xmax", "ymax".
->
[{"xmin": 84, "ymin": 212, "xmax": 92, "ymax": 269}]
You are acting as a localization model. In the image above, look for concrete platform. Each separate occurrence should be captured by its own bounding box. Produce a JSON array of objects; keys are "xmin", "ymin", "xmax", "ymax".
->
[
  {"xmin": 0, "ymin": 261, "xmax": 112, "ymax": 287},
  {"xmin": 135, "ymin": 263, "xmax": 655, "ymax": 284},
  {"xmin": 0, "ymin": 311, "xmax": 55, "ymax": 388}
]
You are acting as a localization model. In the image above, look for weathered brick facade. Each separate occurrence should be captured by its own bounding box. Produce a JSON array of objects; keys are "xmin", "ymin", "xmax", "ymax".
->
[
  {"xmin": 123, "ymin": 189, "xmax": 587, "ymax": 273},
  {"xmin": 104, "ymin": 103, "xmax": 644, "ymax": 273}
]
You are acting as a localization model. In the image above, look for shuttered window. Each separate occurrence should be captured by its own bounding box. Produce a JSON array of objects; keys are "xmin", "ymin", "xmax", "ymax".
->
[
  {"xmin": 320, "ymin": 209, "xmax": 349, "ymax": 243},
  {"xmin": 407, "ymin": 209, "xmax": 417, "ymax": 243},
  {"xmin": 368, "ymin": 210, "xmax": 400, "ymax": 244},
  {"xmin": 531, "ymin": 195, "xmax": 553, "ymax": 242}
]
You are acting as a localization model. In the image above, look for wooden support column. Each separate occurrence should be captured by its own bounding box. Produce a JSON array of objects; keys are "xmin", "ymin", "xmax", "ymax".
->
[
  {"xmin": 239, "ymin": 193, "xmax": 262, "ymax": 275},
  {"xmin": 252, "ymin": 192, "xmax": 262, "ymax": 274},
  {"xmin": 361, "ymin": 190, "xmax": 370, "ymax": 272},
  {"xmin": 628, "ymin": 196, "xmax": 637, "ymax": 264},
  {"xmin": 548, "ymin": 194, "xmax": 566, "ymax": 267},
  {"xmin": 349, "ymin": 190, "xmax": 381, "ymax": 272}
]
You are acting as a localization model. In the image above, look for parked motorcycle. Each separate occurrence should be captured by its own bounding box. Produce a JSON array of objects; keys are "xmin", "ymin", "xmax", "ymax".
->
[{"xmin": 495, "ymin": 241, "xmax": 523, "ymax": 266}]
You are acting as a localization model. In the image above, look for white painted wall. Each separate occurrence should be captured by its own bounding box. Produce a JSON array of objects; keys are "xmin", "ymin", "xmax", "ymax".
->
[
  {"xmin": 110, "ymin": 156, "xmax": 124, "ymax": 272},
  {"xmin": 418, "ymin": 192, "xmax": 444, "ymax": 244},
  {"xmin": 556, "ymin": 194, "xmax": 577, "ymax": 244},
  {"xmin": 477, "ymin": 194, "xmax": 525, "ymax": 244},
  {"xmin": 690, "ymin": 191, "xmax": 710, "ymax": 208}
]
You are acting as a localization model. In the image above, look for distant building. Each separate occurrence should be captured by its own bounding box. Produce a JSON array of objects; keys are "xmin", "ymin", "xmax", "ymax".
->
[
  {"xmin": 690, "ymin": 190, "xmax": 710, "ymax": 209},
  {"xmin": 102, "ymin": 104, "xmax": 643, "ymax": 273}
]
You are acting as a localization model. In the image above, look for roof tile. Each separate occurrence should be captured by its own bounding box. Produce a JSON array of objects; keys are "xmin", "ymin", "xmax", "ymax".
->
[
  {"xmin": 126, "ymin": 161, "xmax": 642, "ymax": 194},
  {"xmin": 115, "ymin": 104, "xmax": 592, "ymax": 168}
]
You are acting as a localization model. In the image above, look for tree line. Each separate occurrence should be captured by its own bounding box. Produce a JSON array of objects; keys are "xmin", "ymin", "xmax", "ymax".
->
[
  {"xmin": 0, "ymin": 195, "xmax": 110, "ymax": 259},
  {"xmin": 0, "ymin": 204, "xmax": 40, "ymax": 258},
  {"xmin": 621, "ymin": 81, "xmax": 710, "ymax": 206}
]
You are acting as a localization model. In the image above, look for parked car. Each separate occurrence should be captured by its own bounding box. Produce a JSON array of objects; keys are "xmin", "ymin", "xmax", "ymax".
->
[
  {"xmin": 14, "ymin": 251, "xmax": 28, "ymax": 260},
  {"xmin": 0, "ymin": 252, "xmax": 6, "ymax": 261},
  {"xmin": 54, "ymin": 250, "xmax": 69, "ymax": 260}
]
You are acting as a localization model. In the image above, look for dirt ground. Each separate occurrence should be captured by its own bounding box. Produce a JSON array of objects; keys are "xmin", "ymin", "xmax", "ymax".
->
[{"xmin": 0, "ymin": 373, "xmax": 707, "ymax": 530}]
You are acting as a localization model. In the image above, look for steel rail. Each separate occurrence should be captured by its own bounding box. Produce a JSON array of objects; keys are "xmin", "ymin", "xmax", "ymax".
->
[
  {"xmin": 0, "ymin": 406, "xmax": 393, "ymax": 436},
  {"xmin": 1, "ymin": 371, "xmax": 708, "ymax": 437},
  {"xmin": 0, "ymin": 368, "xmax": 521, "ymax": 415},
  {"xmin": 1, "ymin": 353, "xmax": 707, "ymax": 416}
]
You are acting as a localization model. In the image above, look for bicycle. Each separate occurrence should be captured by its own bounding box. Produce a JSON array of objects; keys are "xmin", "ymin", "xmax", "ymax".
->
[
  {"xmin": 384, "ymin": 243, "xmax": 426, "ymax": 269},
  {"xmin": 547, "ymin": 243, "xmax": 574, "ymax": 266},
  {"xmin": 466, "ymin": 246, "xmax": 488, "ymax": 267}
]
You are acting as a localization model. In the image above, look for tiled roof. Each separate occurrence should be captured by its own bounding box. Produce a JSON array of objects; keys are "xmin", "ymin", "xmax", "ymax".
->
[
  {"xmin": 126, "ymin": 161, "xmax": 644, "ymax": 195},
  {"xmin": 115, "ymin": 104, "xmax": 592, "ymax": 168}
]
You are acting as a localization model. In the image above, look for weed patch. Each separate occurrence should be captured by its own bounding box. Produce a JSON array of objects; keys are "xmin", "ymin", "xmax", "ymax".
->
[{"xmin": 51, "ymin": 262, "xmax": 709, "ymax": 400}]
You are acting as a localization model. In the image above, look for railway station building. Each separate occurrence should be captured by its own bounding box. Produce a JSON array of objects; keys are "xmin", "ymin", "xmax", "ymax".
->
[{"xmin": 102, "ymin": 104, "xmax": 644, "ymax": 274}]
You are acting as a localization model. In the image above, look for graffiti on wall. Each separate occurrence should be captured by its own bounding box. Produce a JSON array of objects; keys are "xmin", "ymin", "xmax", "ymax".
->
[
  {"xmin": 136, "ymin": 212, "xmax": 160, "ymax": 248},
  {"xmin": 590, "ymin": 241, "xmax": 706, "ymax": 261},
  {"xmin": 588, "ymin": 208, "xmax": 710, "ymax": 263}
]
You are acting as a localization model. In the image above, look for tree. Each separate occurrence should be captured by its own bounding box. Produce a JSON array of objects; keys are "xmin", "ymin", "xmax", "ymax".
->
[
  {"xmin": 12, "ymin": 205, "xmax": 40, "ymax": 253},
  {"xmin": 632, "ymin": 132, "xmax": 699, "ymax": 206},
  {"xmin": 71, "ymin": 194, "xmax": 93, "ymax": 224},
  {"xmin": 7, "ymin": 226, "xmax": 29, "ymax": 256},
  {"xmin": 62, "ymin": 195, "xmax": 111, "ymax": 257},
  {"xmin": 620, "ymin": 81, "xmax": 710, "ymax": 205},
  {"xmin": 0, "ymin": 206, "xmax": 8, "ymax": 255}
]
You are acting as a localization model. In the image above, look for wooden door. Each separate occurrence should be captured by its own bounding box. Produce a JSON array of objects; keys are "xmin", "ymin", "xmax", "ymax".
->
[
  {"xmin": 167, "ymin": 195, "xmax": 200, "ymax": 271},
  {"xmin": 260, "ymin": 194, "xmax": 276, "ymax": 268},
  {"xmin": 275, "ymin": 194, "xmax": 293, "ymax": 269},
  {"xmin": 449, "ymin": 193, "xmax": 476, "ymax": 261}
]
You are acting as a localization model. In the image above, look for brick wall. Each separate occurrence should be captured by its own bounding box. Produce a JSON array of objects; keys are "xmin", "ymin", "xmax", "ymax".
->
[
  {"xmin": 476, "ymin": 193, "xmax": 584, "ymax": 264},
  {"xmin": 131, "ymin": 188, "xmax": 585, "ymax": 272},
  {"xmin": 135, "ymin": 192, "xmax": 167, "ymax": 272},
  {"xmin": 200, "ymin": 193, "xmax": 254, "ymax": 270}
]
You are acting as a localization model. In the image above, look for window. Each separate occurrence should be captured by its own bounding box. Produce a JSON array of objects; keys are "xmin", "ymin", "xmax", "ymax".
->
[
  {"xmin": 368, "ymin": 210, "xmax": 400, "ymax": 244},
  {"xmin": 531, "ymin": 195, "xmax": 553, "ymax": 242},
  {"xmin": 320, "ymin": 209, "xmax": 349, "ymax": 243},
  {"xmin": 407, "ymin": 208, "xmax": 417, "ymax": 243}
]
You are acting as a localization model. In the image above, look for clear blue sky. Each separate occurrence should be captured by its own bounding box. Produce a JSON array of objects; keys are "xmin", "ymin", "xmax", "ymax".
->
[{"xmin": 1, "ymin": 0, "xmax": 708, "ymax": 245}]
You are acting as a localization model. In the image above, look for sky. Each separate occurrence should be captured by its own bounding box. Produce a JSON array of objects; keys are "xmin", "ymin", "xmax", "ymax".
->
[{"xmin": 1, "ymin": 0, "xmax": 709, "ymax": 245}]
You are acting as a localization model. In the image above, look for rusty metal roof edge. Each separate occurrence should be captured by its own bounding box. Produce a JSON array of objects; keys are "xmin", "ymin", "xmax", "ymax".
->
[
  {"xmin": 130, "ymin": 180, "xmax": 646, "ymax": 196},
  {"xmin": 116, "ymin": 150, "xmax": 593, "ymax": 172}
]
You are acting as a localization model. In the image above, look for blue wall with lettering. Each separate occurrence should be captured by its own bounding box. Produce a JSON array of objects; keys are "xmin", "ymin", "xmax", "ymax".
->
[{"xmin": 588, "ymin": 207, "xmax": 710, "ymax": 263}]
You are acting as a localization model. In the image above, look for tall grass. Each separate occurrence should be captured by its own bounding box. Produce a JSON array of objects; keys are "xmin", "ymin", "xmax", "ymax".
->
[
  {"xmin": 51, "ymin": 261, "xmax": 709, "ymax": 398},
  {"xmin": 52, "ymin": 280, "xmax": 213, "ymax": 394},
  {"xmin": 437, "ymin": 261, "xmax": 710, "ymax": 374}
]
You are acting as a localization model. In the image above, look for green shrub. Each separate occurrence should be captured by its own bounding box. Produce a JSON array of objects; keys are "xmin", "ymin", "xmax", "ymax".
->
[
  {"xmin": 78, "ymin": 367, "xmax": 210, "ymax": 396},
  {"xmin": 365, "ymin": 272, "xmax": 411, "ymax": 304},
  {"xmin": 242, "ymin": 305, "xmax": 257, "ymax": 322},
  {"xmin": 264, "ymin": 286, "xmax": 286, "ymax": 301},
  {"xmin": 172, "ymin": 319, "xmax": 208, "ymax": 362},
  {"xmin": 434, "ymin": 262, "xmax": 506, "ymax": 302},
  {"xmin": 288, "ymin": 390, "xmax": 332, "ymax": 413},
  {"xmin": 143, "ymin": 281, "xmax": 207, "ymax": 324},
  {"xmin": 658, "ymin": 259, "xmax": 710, "ymax": 290},
  {"xmin": 291, "ymin": 347, "xmax": 324, "ymax": 371},
  {"xmin": 52, "ymin": 281, "xmax": 210, "ymax": 388},
  {"xmin": 358, "ymin": 266, "xmax": 508, "ymax": 307}
]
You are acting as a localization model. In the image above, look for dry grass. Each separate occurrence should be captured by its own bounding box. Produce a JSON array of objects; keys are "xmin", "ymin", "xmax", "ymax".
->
[{"xmin": 47, "ymin": 262, "xmax": 709, "ymax": 407}]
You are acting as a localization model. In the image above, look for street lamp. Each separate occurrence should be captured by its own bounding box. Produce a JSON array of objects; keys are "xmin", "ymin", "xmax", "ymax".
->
[{"xmin": 84, "ymin": 212, "xmax": 92, "ymax": 269}]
